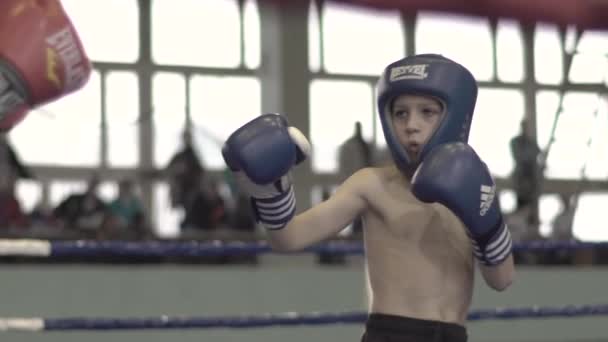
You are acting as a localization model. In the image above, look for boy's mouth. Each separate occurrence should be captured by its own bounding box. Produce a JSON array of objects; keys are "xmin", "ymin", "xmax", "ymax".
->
[
  {"xmin": 406, "ymin": 142, "xmax": 421, "ymax": 153},
  {"xmin": 405, "ymin": 143, "xmax": 421, "ymax": 160}
]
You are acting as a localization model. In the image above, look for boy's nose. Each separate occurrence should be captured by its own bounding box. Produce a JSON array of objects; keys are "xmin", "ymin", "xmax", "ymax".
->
[{"xmin": 404, "ymin": 114, "xmax": 422, "ymax": 134}]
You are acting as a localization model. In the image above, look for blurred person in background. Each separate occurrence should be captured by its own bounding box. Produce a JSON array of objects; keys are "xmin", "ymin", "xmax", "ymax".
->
[
  {"xmin": 53, "ymin": 175, "xmax": 107, "ymax": 238},
  {"xmin": 180, "ymin": 176, "xmax": 226, "ymax": 234},
  {"xmin": 550, "ymin": 193, "xmax": 577, "ymax": 242},
  {"xmin": 0, "ymin": 134, "xmax": 34, "ymax": 184},
  {"xmin": 100, "ymin": 179, "xmax": 149, "ymax": 240},
  {"xmin": 0, "ymin": 177, "xmax": 28, "ymax": 231},
  {"xmin": 338, "ymin": 122, "xmax": 373, "ymax": 236},
  {"xmin": 545, "ymin": 193, "xmax": 581, "ymax": 265},
  {"xmin": 338, "ymin": 121, "xmax": 373, "ymax": 182},
  {"xmin": 505, "ymin": 205, "xmax": 540, "ymax": 265},
  {"xmin": 510, "ymin": 118, "xmax": 542, "ymax": 234},
  {"xmin": 0, "ymin": 134, "xmax": 33, "ymax": 232},
  {"xmin": 165, "ymin": 129, "xmax": 206, "ymax": 209}
]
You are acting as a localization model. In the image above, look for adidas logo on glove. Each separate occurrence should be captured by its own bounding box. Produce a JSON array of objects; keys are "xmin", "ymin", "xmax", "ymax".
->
[{"xmin": 479, "ymin": 184, "xmax": 495, "ymax": 216}]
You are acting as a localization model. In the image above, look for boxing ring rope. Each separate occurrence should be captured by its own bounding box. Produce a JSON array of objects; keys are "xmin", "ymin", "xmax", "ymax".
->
[
  {"xmin": 1, "ymin": 304, "xmax": 608, "ymax": 332},
  {"xmin": 0, "ymin": 238, "xmax": 607, "ymax": 258},
  {"xmin": 1, "ymin": 238, "xmax": 607, "ymax": 332}
]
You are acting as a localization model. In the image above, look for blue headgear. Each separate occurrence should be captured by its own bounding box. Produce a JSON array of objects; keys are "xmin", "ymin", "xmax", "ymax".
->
[{"xmin": 376, "ymin": 54, "xmax": 477, "ymax": 173}]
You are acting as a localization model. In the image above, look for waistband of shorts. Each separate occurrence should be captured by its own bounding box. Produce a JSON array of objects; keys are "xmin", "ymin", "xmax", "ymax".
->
[{"xmin": 366, "ymin": 313, "xmax": 467, "ymax": 336}]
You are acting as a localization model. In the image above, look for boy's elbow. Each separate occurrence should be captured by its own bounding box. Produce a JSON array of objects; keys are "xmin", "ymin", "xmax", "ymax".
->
[
  {"xmin": 267, "ymin": 233, "xmax": 304, "ymax": 253},
  {"xmin": 482, "ymin": 256, "xmax": 516, "ymax": 292},
  {"xmin": 268, "ymin": 238, "xmax": 298, "ymax": 252},
  {"xmin": 489, "ymin": 277, "xmax": 514, "ymax": 292},
  {"xmin": 488, "ymin": 267, "xmax": 516, "ymax": 292}
]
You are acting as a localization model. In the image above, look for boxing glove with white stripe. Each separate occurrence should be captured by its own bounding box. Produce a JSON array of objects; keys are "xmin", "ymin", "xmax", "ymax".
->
[
  {"xmin": 222, "ymin": 114, "xmax": 310, "ymax": 230},
  {"xmin": 412, "ymin": 142, "xmax": 512, "ymax": 266}
]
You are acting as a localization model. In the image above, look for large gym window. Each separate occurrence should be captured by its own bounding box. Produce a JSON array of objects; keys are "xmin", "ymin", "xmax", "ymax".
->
[
  {"xmin": 373, "ymin": 88, "xmax": 386, "ymax": 150},
  {"xmin": 10, "ymin": 71, "xmax": 102, "ymax": 166},
  {"xmin": 539, "ymin": 190, "xmax": 608, "ymax": 244},
  {"xmin": 519, "ymin": 191, "xmax": 608, "ymax": 242},
  {"xmin": 499, "ymin": 190, "xmax": 517, "ymax": 213},
  {"xmin": 319, "ymin": 2, "xmax": 404, "ymax": 75},
  {"xmin": 496, "ymin": 20, "xmax": 525, "ymax": 83},
  {"xmin": 50, "ymin": 180, "xmax": 117, "ymax": 207},
  {"xmin": 189, "ymin": 75, "xmax": 261, "ymax": 170},
  {"xmin": 152, "ymin": 72, "xmax": 187, "ymax": 168},
  {"xmin": 105, "ymin": 71, "xmax": 140, "ymax": 168},
  {"xmin": 468, "ymin": 88, "xmax": 525, "ymax": 178},
  {"xmin": 61, "ymin": 0, "xmax": 139, "ymax": 63},
  {"xmin": 538, "ymin": 193, "xmax": 562, "ymax": 237},
  {"xmin": 308, "ymin": 0, "xmax": 322, "ymax": 72},
  {"xmin": 243, "ymin": 0, "xmax": 261, "ymax": 69},
  {"xmin": 569, "ymin": 54, "xmax": 608, "ymax": 84},
  {"xmin": 568, "ymin": 31, "xmax": 608, "ymax": 84},
  {"xmin": 534, "ymin": 24, "xmax": 564, "ymax": 85},
  {"xmin": 153, "ymin": 182, "xmax": 182, "ymax": 238},
  {"xmin": 151, "ymin": 0, "xmax": 259, "ymax": 68},
  {"xmin": 16, "ymin": 180, "xmax": 42, "ymax": 214},
  {"xmin": 573, "ymin": 193, "xmax": 608, "ymax": 241},
  {"xmin": 50, "ymin": 180, "xmax": 87, "ymax": 207},
  {"xmin": 536, "ymin": 91, "xmax": 607, "ymax": 179},
  {"xmin": 310, "ymin": 79, "xmax": 374, "ymax": 173},
  {"xmin": 416, "ymin": 12, "xmax": 494, "ymax": 81},
  {"xmin": 584, "ymin": 98, "xmax": 608, "ymax": 179}
]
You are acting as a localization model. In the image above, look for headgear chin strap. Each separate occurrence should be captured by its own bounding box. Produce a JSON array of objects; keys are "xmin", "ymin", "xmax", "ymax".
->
[{"xmin": 376, "ymin": 54, "xmax": 478, "ymax": 173}]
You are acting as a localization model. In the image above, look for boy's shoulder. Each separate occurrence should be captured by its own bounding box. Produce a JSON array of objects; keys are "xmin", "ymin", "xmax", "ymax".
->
[
  {"xmin": 350, "ymin": 165, "xmax": 385, "ymax": 180},
  {"xmin": 347, "ymin": 165, "xmax": 400, "ymax": 193}
]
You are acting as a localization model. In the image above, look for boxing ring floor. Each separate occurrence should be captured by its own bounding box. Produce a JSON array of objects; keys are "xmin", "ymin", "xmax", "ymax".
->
[{"xmin": 0, "ymin": 241, "xmax": 607, "ymax": 342}]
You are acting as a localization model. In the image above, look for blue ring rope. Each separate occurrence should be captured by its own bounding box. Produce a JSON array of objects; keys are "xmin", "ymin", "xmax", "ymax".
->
[
  {"xmin": 50, "ymin": 240, "xmax": 608, "ymax": 258},
  {"xmin": 0, "ymin": 239, "xmax": 606, "ymax": 258},
  {"xmin": 1, "ymin": 304, "xmax": 607, "ymax": 331}
]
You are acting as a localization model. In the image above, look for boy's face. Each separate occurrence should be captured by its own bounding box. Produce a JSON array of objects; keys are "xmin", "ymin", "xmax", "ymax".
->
[{"xmin": 390, "ymin": 94, "xmax": 445, "ymax": 161}]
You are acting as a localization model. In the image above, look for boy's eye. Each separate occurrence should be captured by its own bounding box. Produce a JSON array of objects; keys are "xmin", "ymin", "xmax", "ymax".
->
[
  {"xmin": 422, "ymin": 108, "xmax": 439, "ymax": 115},
  {"xmin": 393, "ymin": 110, "xmax": 408, "ymax": 117}
]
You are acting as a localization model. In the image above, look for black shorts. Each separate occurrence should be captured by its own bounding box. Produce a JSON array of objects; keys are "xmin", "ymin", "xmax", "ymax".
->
[{"xmin": 361, "ymin": 313, "xmax": 467, "ymax": 342}]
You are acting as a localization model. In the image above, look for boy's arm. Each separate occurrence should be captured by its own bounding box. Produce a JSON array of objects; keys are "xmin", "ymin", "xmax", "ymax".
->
[
  {"xmin": 411, "ymin": 143, "xmax": 515, "ymax": 291},
  {"xmin": 267, "ymin": 169, "xmax": 369, "ymax": 251},
  {"xmin": 479, "ymin": 253, "xmax": 515, "ymax": 291},
  {"xmin": 223, "ymin": 114, "xmax": 369, "ymax": 251}
]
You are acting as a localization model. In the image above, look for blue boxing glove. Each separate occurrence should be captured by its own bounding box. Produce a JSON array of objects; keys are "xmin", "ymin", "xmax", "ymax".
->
[
  {"xmin": 222, "ymin": 114, "xmax": 310, "ymax": 230},
  {"xmin": 411, "ymin": 142, "xmax": 512, "ymax": 266}
]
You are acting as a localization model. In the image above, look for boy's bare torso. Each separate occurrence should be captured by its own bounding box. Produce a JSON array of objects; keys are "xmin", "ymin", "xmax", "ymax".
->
[{"xmin": 360, "ymin": 166, "xmax": 474, "ymax": 325}]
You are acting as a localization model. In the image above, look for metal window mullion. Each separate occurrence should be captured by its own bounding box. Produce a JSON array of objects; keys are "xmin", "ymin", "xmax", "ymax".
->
[
  {"xmin": 315, "ymin": 0, "xmax": 325, "ymax": 72},
  {"xmin": 238, "ymin": 0, "xmax": 246, "ymax": 68},
  {"xmin": 185, "ymin": 73, "xmax": 193, "ymax": 132},
  {"xmin": 100, "ymin": 70, "xmax": 108, "ymax": 170},
  {"xmin": 490, "ymin": 18, "xmax": 499, "ymax": 82},
  {"xmin": 401, "ymin": 11, "xmax": 416, "ymax": 56}
]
